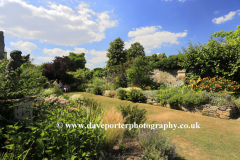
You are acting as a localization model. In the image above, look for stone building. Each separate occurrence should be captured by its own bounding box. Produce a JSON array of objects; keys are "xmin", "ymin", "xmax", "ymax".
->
[{"xmin": 0, "ymin": 31, "xmax": 7, "ymax": 60}]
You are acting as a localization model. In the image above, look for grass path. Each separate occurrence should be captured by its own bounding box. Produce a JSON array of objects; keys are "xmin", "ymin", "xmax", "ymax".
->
[{"xmin": 65, "ymin": 92, "xmax": 240, "ymax": 160}]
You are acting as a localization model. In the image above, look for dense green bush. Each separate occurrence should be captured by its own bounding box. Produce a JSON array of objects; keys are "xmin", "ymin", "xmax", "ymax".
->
[
  {"xmin": 155, "ymin": 54, "xmax": 184, "ymax": 70},
  {"xmin": 92, "ymin": 86, "xmax": 103, "ymax": 95},
  {"xmin": 126, "ymin": 56, "xmax": 155, "ymax": 86},
  {"xmin": 126, "ymin": 88, "xmax": 146, "ymax": 103},
  {"xmin": 117, "ymin": 104, "xmax": 147, "ymax": 136},
  {"xmin": 77, "ymin": 83, "xmax": 88, "ymax": 92},
  {"xmin": 137, "ymin": 128, "xmax": 178, "ymax": 160},
  {"xmin": 178, "ymin": 36, "xmax": 240, "ymax": 82},
  {"xmin": 117, "ymin": 89, "xmax": 127, "ymax": 100},
  {"xmin": 1, "ymin": 97, "xmax": 106, "ymax": 159}
]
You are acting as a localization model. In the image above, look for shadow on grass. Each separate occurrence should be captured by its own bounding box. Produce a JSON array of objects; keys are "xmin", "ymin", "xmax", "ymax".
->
[{"xmin": 174, "ymin": 155, "xmax": 187, "ymax": 160}]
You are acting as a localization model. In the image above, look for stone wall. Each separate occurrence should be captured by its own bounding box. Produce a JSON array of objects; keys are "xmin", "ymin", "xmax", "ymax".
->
[
  {"xmin": 150, "ymin": 69, "xmax": 186, "ymax": 84},
  {"xmin": 145, "ymin": 97, "xmax": 238, "ymax": 119}
]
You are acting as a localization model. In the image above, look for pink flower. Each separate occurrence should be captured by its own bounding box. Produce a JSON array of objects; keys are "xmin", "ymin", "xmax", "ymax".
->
[{"xmin": 54, "ymin": 103, "xmax": 57, "ymax": 105}]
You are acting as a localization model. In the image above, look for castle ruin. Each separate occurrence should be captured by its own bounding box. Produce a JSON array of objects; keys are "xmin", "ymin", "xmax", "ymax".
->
[{"xmin": 0, "ymin": 31, "xmax": 7, "ymax": 59}]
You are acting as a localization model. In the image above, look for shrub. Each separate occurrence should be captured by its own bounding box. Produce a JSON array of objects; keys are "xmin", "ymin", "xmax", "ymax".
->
[
  {"xmin": 85, "ymin": 87, "xmax": 92, "ymax": 93},
  {"xmin": 77, "ymin": 83, "xmax": 88, "ymax": 92},
  {"xmin": 110, "ymin": 90, "xmax": 117, "ymax": 98},
  {"xmin": 137, "ymin": 128, "xmax": 178, "ymax": 160},
  {"xmin": 101, "ymin": 83, "xmax": 115, "ymax": 91},
  {"xmin": 41, "ymin": 86, "xmax": 63, "ymax": 97},
  {"xmin": 102, "ymin": 107, "xmax": 126, "ymax": 151},
  {"xmin": 1, "ymin": 97, "xmax": 106, "ymax": 159},
  {"xmin": 126, "ymin": 56, "xmax": 155, "ymax": 86},
  {"xmin": 181, "ymin": 91, "xmax": 208, "ymax": 106},
  {"xmin": 118, "ymin": 89, "xmax": 127, "ymax": 100},
  {"xmin": 42, "ymin": 88, "xmax": 55, "ymax": 97},
  {"xmin": 126, "ymin": 88, "xmax": 146, "ymax": 103},
  {"xmin": 202, "ymin": 91, "xmax": 235, "ymax": 106},
  {"xmin": 116, "ymin": 87, "xmax": 123, "ymax": 95},
  {"xmin": 143, "ymin": 90, "xmax": 158, "ymax": 98},
  {"xmin": 92, "ymin": 86, "xmax": 103, "ymax": 95},
  {"xmin": 105, "ymin": 90, "xmax": 111, "ymax": 97},
  {"xmin": 117, "ymin": 104, "xmax": 147, "ymax": 136},
  {"xmin": 92, "ymin": 77, "xmax": 105, "ymax": 87},
  {"xmin": 53, "ymin": 86, "xmax": 64, "ymax": 96}
]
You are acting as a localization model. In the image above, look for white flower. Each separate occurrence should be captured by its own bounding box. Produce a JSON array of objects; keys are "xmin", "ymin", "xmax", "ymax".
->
[
  {"xmin": 69, "ymin": 94, "xmax": 83, "ymax": 104},
  {"xmin": 42, "ymin": 88, "xmax": 55, "ymax": 96}
]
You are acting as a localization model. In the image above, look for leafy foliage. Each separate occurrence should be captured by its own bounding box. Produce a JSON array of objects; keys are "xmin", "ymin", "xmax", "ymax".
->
[
  {"xmin": 178, "ymin": 37, "xmax": 240, "ymax": 82},
  {"xmin": 117, "ymin": 104, "xmax": 147, "ymax": 136},
  {"xmin": 137, "ymin": 128, "xmax": 178, "ymax": 160},
  {"xmin": 126, "ymin": 42, "xmax": 145, "ymax": 60},
  {"xmin": 126, "ymin": 88, "xmax": 146, "ymax": 103},
  {"xmin": 196, "ymin": 76, "xmax": 240, "ymax": 93},
  {"xmin": 92, "ymin": 86, "xmax": 103, "ymax": 95},
  {"xmin": 117, "ymin": 89, "xmax": 127, "ymax": 100},
  {"xmin": 68, "ymin": 52, "xmax": 86, "ymax": 70},
  {"xmin": 106, "ymin": 37, "xmax": 128, "ymax": 68},
  {"xmin": 42, "ymin": 56, "xmax": 76, "ymax": 84},
  {"xmin": 155, "ymin": 54, "xmax": 184, "ymax": 70},
  {"xmin": 1, "ymin": 97, "xmax": 107, "ymax": 159},
  {"xmin": 126, "ymin": 56, "xmax": 155, "ymax": 86}
]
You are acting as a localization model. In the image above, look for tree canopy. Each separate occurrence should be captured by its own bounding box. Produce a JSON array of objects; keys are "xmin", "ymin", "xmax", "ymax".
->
[
  {"xmin": 68, "ymin": 52, "xmax": 86, "ymax": 70},
  {"xmin": 106, "ymin": 37, "xmax": 128, "ymax": 68},
  {"xmin": 127, "ymin": 42, "xmax": 145, "ymax": 60}
]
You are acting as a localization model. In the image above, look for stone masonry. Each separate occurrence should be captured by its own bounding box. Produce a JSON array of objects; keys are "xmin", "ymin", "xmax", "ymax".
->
[
  {"xmin": 145, "ymin": 96, "xmax": 238, "ymax": 119},
  {"xmin": 0, "ymin": 31, "xmax": 7, "ymax": 60},
  {"xmin": 150, "ymin": 69, "xmax": 186, "ymax": 84}
]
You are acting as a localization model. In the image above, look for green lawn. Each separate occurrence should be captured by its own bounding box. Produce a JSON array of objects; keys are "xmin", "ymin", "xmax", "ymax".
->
[{"xmin": 65, "ymin": 92, "xmax": 240, "ymax": 160}]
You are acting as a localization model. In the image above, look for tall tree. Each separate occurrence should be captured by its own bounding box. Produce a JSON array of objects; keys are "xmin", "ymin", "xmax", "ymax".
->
[
  {"xmin": 68, "ymin": 52, "xmax": 86, "ymax": 70},
  {"xmin": 42, "ymin": 56, "xmax": 76, "ymax": 84},
  {"xmin": 127, "ymin": 42, "xmax": 145, "ymax": 60},
  {"xmin": 106, "ymin": 37, "xmax": 127, "ymax": 68}
]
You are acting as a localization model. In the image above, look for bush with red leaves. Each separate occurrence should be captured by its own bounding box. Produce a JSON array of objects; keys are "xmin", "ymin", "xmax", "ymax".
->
[{"xmin": 42, "ymin": 56, "xmax": 76, "ymax": 84}]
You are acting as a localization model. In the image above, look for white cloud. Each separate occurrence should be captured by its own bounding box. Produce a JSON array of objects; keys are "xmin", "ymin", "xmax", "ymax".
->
[
  {"xmin": 10, "ymin": 40, "xmax": 38, "ymax": 53},
  {"xmin": 125, "ymin": 26, "xmax": 187, "ymax": 53},
  {"xmin": 36, "ymin": 56, "xmax": 55, "ymax": 62},
  {"xmin": 179, "ymin": 0, "xmax": 185, "ymax": 2},
  {"xmin": 5, "ymin": 47, "xmax": 11, "ymax": 52},
  {"xmin": 212, "ymin": 10, "xmax": 240, "ymax": 24},
  {"xmin": 214, "ymin": 11, "xmax": 220, "ymax": 14},
  {"xmin": 0, "ymin": 0, "xmax": 118, "ymax": 46},
  {"xmin": 85, "ymin": 63, "xmax": 94, "ymax": 70},
  {"xmin": 43, "ymin": 48, "xmax": 71, "ymax": 56},
  {"xmin": 128, "ymin": 26, "xmax": 162, "ymax": 37},
  {"xmin": 87, "ymin": 49, "xmax": 108, "ymax": 64}
]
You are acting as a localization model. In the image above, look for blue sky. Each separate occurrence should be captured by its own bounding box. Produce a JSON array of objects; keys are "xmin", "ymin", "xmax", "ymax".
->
[{"xmin": 0, "ymin": 0, "xmax": 239, "ymax": 70}]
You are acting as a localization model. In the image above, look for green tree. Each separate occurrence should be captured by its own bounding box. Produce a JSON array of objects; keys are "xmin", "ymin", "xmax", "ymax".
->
[
  {"xmin": 126, "ymin": 56, "xmax": 155, "ymax": 86},
  {"xmin": 207, "ymin": 25, "xmax": 240, "ymax": 46},
  {"xmin": 68, "ymin": 52, "xmax": 86, "ymax": 69},
  {"xmin": 127, "ymin": 42, "xmax": 145, "ymax": 60},
  {"xmin": 106, "ymin": 37, "xmax": 128, "ymax": 68}
]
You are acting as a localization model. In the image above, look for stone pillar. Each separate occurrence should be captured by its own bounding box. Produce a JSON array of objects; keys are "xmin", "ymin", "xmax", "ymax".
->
[
  {"xmin": 177, "ymin": 70, "xmax": 186, "ymax": 78},
  {"xmin": 0, "ymin": 31, "xmax": 7, "ymax": 60}
]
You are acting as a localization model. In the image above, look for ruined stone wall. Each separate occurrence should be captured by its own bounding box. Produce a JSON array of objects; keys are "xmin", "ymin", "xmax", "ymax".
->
[
  {"xmin": 150, "ymin": 68, "xmax": 186, "ymax": 84},
  {"xmin": 145, "ymin": 97, "xmax": 238, "ymax": 119},
  {"xmin": 0, "ymin": 31, "xmax": 7, "ymax": 60}
]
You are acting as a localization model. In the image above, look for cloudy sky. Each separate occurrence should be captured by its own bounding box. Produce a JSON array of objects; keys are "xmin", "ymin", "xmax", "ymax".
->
[{"xmin": 0, "ymin": 0, "xmax": 239, "ymax": 70}]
